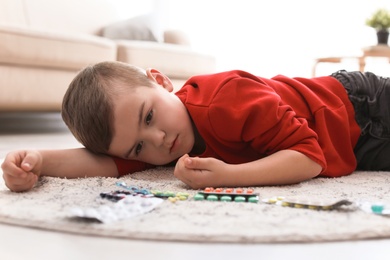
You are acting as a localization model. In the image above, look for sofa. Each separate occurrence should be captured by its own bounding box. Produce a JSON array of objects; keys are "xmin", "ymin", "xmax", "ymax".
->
[{"xmin": 0, "ymin": 0, "xmax": 216, "ymax": 111}]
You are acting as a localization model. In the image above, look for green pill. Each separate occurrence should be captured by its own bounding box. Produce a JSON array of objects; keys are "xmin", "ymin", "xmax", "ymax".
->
[
  {"xmin": 165, "ymin": 191, "xmax": 176, "ymax": 197},
  {"xmin": 248, "ymin": 196, "xmax": 259, "ymax": 203},
  {"xmin": 371, "ymin": 204, "xmax": 384, "ymax": 214},
  {"xmin": 193, "ymin": 194, "xmax": 205, "ymax": 201},
  {"xmin": 206, "ymin": 195, "xmax": 218, "ymax": 201},
  {"xmin": 220, "ymin": 195, "xmax": 232, "ymax": 202},
  {"xmin": 152, "ymin": 191, "xmax": 163, "ymax": 196},
  {"xmin": 234, "ymin": 196, "xmax": 246, "ymax": 202}
]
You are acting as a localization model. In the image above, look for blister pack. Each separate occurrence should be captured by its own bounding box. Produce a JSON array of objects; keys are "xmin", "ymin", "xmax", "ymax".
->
[{"xmin": 69, "ymin": 195, "xmax": 163, "ymax": 223}]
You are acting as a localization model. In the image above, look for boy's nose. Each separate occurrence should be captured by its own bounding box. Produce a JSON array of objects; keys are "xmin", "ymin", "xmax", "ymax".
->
[{"xmin": 148, "ymin": 128, "xmax": 166, "ymax": 147}]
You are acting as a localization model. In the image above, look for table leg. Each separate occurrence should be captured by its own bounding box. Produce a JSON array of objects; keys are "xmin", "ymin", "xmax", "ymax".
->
[{"xmin": 358, "ymin": 56, "xmax": 366, "ymax": 72}]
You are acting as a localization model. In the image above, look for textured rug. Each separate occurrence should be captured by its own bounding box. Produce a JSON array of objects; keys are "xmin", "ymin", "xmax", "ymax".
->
[{"xmin": 1, "ymin": 164, "xmax": 390, "ymax": 243}]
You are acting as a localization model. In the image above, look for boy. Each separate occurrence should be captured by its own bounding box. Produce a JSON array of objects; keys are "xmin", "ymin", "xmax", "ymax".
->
[{"xmin": 2, "ymin": 61, "xmax": 390, "ymax": 192}]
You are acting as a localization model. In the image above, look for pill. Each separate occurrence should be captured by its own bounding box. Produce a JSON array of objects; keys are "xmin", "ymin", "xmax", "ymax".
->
[
  {"xmin": 220, "ymin": 195, "xmax": 232, "ymax": 202},
  {"xmin": 193, "ymin": 194, "xmax": 205, "ymax": 201},
  {"xmin": 152, "ymin": 191, "xmax": 163, "ymax": 196},
  {"xmin": 176, "ymin": 192, "xmax": 189, "ymax": 198},
  {"xmin": 371, "ymin": 203, "xmax": 384, "ymax": 214},
  {"xmin": 248, "ymin": 196, "xmax": 259, "ymax": 203},
  {"xmin": 166, "ymin": 191, "xmax": 176, "ymax": 197},
  {"xmin": 168, "ymin": 197, "xmax": 178, "ymax": 203},
  {"xmin": 206, "ymin": 195, "xmax": 218, "ymax": 201},
  {"xmin": 234, "ymin": 196, "xmax": 246, "ymax": 202},
  {"xmin": 177, "ymin": 195, "xmax": 188, "ymax": 200},
  {"xmin": 267, "ymin": 198, "xmax": 278, "ymax": 204}
]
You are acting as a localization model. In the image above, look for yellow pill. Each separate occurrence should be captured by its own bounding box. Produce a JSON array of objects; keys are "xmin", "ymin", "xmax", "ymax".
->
[
  {"xmin": 168, "ymin": 197, "xmax": 178, "ymax": 203},
  {"xmin": 268, "ymin": 198, "xmax": 278, "ymax": 204},
  {"xmin": 176, "ymin": 192, "xmax": 189, "ymax": 197},
  {"xmin": 177, "ymin": 195, "xmax": 188, "ymax": 200}
]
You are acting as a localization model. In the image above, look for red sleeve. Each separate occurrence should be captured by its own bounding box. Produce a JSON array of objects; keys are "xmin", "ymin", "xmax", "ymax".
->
[{"xmin": 112, "ymin": 157, "xmax": 156, "ymax": 177}]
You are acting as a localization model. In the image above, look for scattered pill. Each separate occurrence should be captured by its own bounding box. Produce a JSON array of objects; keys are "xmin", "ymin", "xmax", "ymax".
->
[{"xmin": 371, "ymin": 203, "xmax": 384, "ymax": 214}]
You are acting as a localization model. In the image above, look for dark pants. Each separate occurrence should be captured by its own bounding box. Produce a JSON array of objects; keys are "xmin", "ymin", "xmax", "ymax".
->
[{"xmin": 331, "ymin": 70, "xmax": 390, "ymax": 171}]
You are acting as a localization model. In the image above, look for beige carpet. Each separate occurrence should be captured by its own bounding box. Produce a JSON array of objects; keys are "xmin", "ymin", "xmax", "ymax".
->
[{"xmin": 1, "ymin": 166, "xmax": 390, "ymax": 243}]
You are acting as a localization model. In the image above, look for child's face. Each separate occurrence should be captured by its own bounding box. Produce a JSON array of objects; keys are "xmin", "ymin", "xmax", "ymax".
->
[{"xmin": 108, "ymin": 83, "xmax": 195, "ymax": 165}]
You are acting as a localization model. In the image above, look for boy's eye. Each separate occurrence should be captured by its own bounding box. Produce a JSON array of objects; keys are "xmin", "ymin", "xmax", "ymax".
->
[
  {"xmin": 145, "ymin": 110, "xmax": 153, "ymax": 125},
  {"xmin": 134, "ymin": 110, "xmax": 152, "ymax": 157},
  {"xmin": 135, "ymin": 141, "xmax": 143, "ymax": 155}
]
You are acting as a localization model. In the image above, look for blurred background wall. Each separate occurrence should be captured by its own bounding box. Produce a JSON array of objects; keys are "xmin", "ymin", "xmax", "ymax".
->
[{"xmin": 152, "ymin": 0, "xmax": 390, "ymax": 77}]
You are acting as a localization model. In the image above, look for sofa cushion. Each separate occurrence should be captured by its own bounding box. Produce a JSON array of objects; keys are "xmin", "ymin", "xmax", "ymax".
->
[
  {"xmin": 102, "ymin": 13, "xmax": 163, "ymax": 42},
  {"xmin": 116, "ymin": 40, "xmax": 216, "ymax": 79},
  {"xmin": 0, "ymin": 26, "xmax": 117, "ymax": 70}
]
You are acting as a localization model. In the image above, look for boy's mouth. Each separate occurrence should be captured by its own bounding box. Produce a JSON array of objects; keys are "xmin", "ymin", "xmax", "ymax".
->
[{"xmin": 169, "ymin": 135, "xmax": 178, "ymax": 153}]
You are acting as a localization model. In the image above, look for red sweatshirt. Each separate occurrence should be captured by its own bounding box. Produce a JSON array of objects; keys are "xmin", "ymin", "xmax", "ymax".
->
[{"xmin": 114, "ymin": 70, "xmax": 360, "ymax": 178}]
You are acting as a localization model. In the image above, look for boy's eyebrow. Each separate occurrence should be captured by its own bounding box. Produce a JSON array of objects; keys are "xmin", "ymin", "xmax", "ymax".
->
[{"xmin": 124, "ymin": 101, "xmax": 145, "ymax": 158}]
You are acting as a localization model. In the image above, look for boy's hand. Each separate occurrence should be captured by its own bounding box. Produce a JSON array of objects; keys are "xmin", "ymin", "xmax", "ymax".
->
[
  {"xmin": 1, "ymin": 150, "xmax": 43, "ymax": 192},
  {"xmin": 173, "ymin": 154, "xmax": 227, "ymax": 189}
]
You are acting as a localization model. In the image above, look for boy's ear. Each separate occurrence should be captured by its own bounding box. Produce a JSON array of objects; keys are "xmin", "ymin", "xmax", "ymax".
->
[{"xmin": 146, "ymin": 68, "xmax": 174, "ymax": 92}]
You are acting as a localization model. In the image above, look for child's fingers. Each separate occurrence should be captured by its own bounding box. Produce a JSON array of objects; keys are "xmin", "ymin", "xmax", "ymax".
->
[
  {"xmin": 184, "ymin": 156, "xmax": 207, "ymax": 170},
  {"xmin": 3, "ymin": 168, "xmax": 32, "ymax": 184},
  {"xmin": 3, "ymin": 172, "xmax": 37, "ymax": 192},
  {"xmin": 20, "ymin": 152, "xmax": 41, "ymax": 172},
  {"xmin": 1, "ymin": 159, "xmax": 29, "ymax": 178}
]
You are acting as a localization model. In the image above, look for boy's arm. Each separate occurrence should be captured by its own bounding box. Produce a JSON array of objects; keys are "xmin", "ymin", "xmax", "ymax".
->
[
  {"xmin": 39, "ymin": 148, "xmax": 118, "ymax": 178},
  {"xmin": 2, "ymin": 148, "xmax": 118, "ymax": 192},
  {"xmin": 173, "ymin": 150, "xmax": 322, "ymax": 189}
]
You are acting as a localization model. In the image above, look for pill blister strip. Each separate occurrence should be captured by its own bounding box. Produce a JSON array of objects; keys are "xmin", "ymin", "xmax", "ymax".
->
[
  {"xmin": 194, "ymin": 188, "xmax": 260, "ymax": 203},
  {"xmin": 262, "ymin": 197, "xmax": 353, "ymax": 210},
  {"xmin": 116, "ymin": 181, "xmax": 190, "ymax": 202}
]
